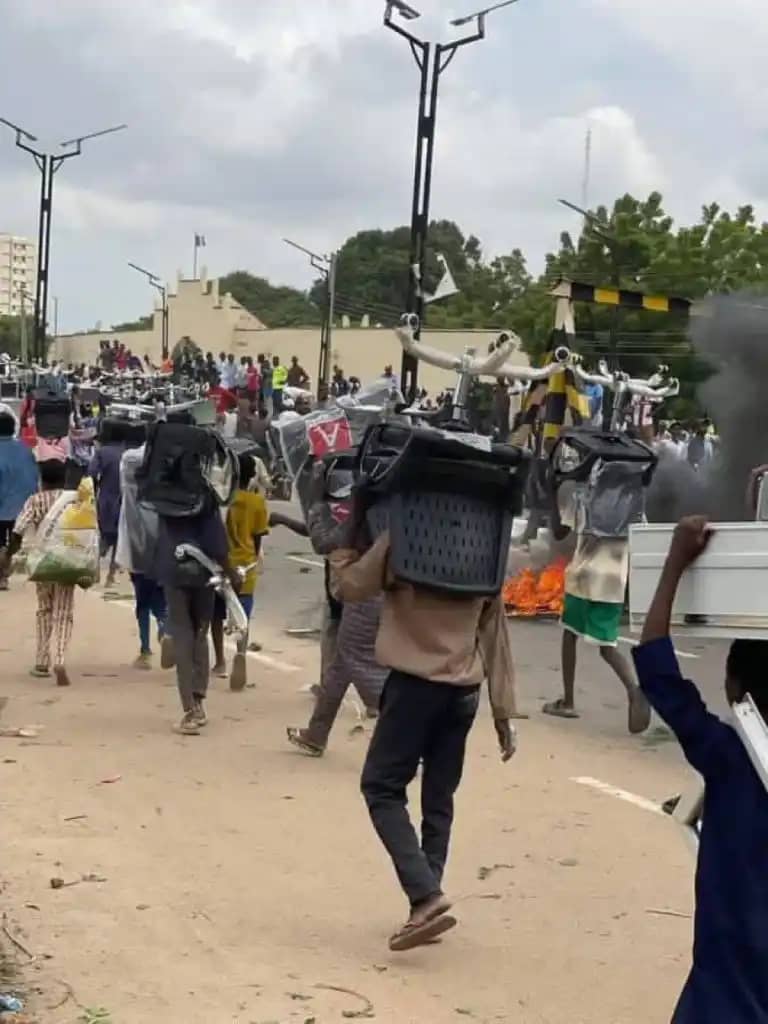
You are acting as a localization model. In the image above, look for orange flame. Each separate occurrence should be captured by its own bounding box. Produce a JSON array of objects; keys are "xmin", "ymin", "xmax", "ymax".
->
[{"xmin": 503, "ymin": 557, "xmax": 567, "ymax": 617}]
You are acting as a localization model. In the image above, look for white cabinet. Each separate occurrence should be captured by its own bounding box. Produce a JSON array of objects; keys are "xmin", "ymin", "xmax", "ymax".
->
[{"xmin": 629, "ymin": 522, "xmax": 768, "ymax": 639}]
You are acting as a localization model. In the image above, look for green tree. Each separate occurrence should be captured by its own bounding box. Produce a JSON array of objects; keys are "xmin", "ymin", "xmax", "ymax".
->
[
  {"xmin": 112, "ymin": 314, "xmax": 153, "ymax": 332},
  {"xmin": 220, "ymin": 271, "xmax": 320, "ymax": 328},
  {"xmin": 0, "ymin": 316, "xmax": 22, "ymax": 359}
]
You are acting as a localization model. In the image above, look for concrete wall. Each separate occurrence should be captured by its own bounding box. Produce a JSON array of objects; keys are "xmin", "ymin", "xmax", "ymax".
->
[{"xmin": 53, "ymin": 273, "xmax": 530, "ymax": 394}]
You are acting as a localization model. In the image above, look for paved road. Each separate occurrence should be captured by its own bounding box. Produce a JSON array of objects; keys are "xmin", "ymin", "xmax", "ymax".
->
[{"xmin": 0, "ymin": 512, "xmax": 719, "ymax": 1023}]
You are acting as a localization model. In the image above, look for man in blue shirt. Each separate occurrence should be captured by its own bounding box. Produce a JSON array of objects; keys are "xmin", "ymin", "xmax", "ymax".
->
[
  {"xmin": 0, "ymin": 410, "xmax": 38, "ymax": 590},
  {"xmin": 633, "ymin": 515, "xmax": 768, "ymax": 1023}
]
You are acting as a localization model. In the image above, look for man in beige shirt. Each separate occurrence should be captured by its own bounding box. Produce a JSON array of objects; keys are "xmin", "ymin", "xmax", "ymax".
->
[{"xmin": 330, "ymin": 531, "xmax": 518, "ymax": 952}]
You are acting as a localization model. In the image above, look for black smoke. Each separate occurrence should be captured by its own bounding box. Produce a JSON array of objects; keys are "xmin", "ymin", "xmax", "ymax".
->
[{"xmin": 694, "ymin": 294, "xmax": 768, "ymax": 520}]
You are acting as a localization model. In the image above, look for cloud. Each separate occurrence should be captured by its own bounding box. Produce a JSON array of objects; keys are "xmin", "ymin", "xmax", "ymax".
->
[{"xmin": 1, "ymin": 0, "xmax": 767, "ymax": 332}]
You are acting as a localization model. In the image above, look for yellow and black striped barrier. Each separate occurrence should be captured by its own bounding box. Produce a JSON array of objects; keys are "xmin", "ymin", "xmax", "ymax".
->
[{"xmin": 552, "ymin": 279, "xmax": 692, "ymax": 316}]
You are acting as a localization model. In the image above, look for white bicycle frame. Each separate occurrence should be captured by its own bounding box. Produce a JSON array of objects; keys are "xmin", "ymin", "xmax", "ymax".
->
[
  {"xmin": 173, "ymin": 543, "xmax": 259, "ymax": 640},
  {"xmin": 394, "ymin": 314, "xmax": 680, "ymax": 431}
]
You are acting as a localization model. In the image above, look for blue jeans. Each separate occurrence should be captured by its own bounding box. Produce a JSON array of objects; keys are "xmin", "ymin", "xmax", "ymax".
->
[{"xmin": 131, "ymin": 573, "xmax": 168, "ymax": 654}]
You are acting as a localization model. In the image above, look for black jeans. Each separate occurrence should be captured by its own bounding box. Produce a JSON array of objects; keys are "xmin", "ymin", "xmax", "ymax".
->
[
  {"xmin": 165, "ymin": 585, "xmax": 214, "ymax": 712},
  {"xmin": 361, "ymin": 670, "xmax": 480, "ymax": 908}
]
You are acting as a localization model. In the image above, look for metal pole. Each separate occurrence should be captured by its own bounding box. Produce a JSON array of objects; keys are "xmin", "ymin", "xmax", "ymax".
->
[
  {"xmin": 20, "ymin": 290, "xmax": 28, "ymax": 364},
  {"xmin": 162, "ymin": 287, "xmax": 169, "ymax": 360},
  {"xmin": 37, "ymin": 155, "xmax": 57, "ymax": 362},
  {"xmin": 193, "ymin": 238, "xmax": 198, "ymax": 281},
  {"xmin": 282, "ymin": 237, "xmax": 337, "ymax": 399},
  {"xmin": 384, "ymin": 6, "xmax": 488, "ymax": 404},
  {"xmin": 401, "ymin": 41, "xmax": 431, "ymax": 403},
  {"xmin": 32, "ymin": 155, "xmax": 50, "ymax": 362},
  {"xmin": 53, "ymin": 296, "xmax": 59, "ymax": 339},
  {"xmin": 1, "ymin": 118, "xmax": 127, "ymax": 363},
  {"xmin": 324, "ymin": 251, "xmax": 338, "ymax": 393}
]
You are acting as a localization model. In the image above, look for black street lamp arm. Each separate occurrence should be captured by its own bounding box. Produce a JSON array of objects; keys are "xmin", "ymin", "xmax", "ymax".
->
[
  {"xmin": 384, "ymin": 5, "xmax": 485, "ymax": 54},
  {"xmin": 450, "ymin": 0, "xmax": 522, "ymax": 26},
  {"xmin": 59, "ymin": 123, "xmax": 128, "ymax": 152}
]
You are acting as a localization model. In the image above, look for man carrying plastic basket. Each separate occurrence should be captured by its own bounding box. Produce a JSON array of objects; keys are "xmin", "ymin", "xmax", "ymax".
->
[{"xmin": 0, "ymin": 460, "xmax": 83, "ymax": 686}]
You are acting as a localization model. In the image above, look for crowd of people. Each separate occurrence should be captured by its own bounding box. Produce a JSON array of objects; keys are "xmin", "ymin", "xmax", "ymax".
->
[{"xmin": 0, "ymin": 353, "xmax": 765, "ymax": 1021}]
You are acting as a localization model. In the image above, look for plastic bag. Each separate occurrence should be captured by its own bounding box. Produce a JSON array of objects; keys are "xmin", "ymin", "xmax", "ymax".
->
[{"xmin": 28, "ymin": 478, "xmax": 100, "ymax": 588}]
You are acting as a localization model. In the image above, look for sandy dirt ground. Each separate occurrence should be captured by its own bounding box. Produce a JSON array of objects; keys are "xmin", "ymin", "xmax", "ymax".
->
[{"xmin": 0, "ymin": 541, "xmax": 712, "ymax": 1024}]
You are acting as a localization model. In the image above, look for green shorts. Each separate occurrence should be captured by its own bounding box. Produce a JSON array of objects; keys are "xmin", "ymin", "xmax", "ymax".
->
[{"xmin": 561, "ymin": 593, "xmax": 622, "ymax": 646}]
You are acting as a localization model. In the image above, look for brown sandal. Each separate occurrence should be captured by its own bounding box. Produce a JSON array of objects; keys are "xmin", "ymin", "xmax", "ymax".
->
[
  {"xmin": 389, "ymin": 913, "xmax": 457, "ymax": 952},
  {"xmin": 389, "ymin": 894, "xmax": 457, "ymax": 952}
]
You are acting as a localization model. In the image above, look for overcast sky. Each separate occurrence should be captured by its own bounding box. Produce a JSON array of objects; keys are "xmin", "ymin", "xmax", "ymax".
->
[{"xmin": 1, "ymin": 0, "xmax": 766, "ymax": 332}]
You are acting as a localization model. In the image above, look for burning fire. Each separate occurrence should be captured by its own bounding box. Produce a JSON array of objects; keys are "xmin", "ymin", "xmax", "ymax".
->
[{"xmin": 503, "ymin": 557, "xmax": 568, "ymax": 617}]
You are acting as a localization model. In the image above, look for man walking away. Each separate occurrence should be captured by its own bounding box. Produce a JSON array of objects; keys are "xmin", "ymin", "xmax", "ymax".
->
[
  {"xmin": 0, "ymin": 460, "xmax": 76, "ymax": 685},
  {"xmin": 89, "ymin": 421, "xmax": 127, "ymax": 590},
  {"xmin": 543, "ymin": 491, "xmax": 651, "ymax": 734},
  {"xmin": 331, "ymin": 525, "xmax": 518, "ymax": 951},
  {"xmin": 0, "ymin": 411, "xmax": 38, "ymax": 591},
  {"xmin": 157, "ymin": 495, "xmax": 235, "ymax": 735},
  {"xmin": 116, "ymin": 443, "xmax": 169, "ymax": 670}
]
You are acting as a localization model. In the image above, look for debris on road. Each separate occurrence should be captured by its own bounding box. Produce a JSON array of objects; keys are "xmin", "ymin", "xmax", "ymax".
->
[
  {"xmin": 477, "ymin": 863, "xmax": 514, "ymax": 881},
  {"xmin": 645, "ymin": 907, "xmax": 692, "ymax": 920},
  {"xmin": 315, "ymin": 984, "xmax": 374, "ymax": 1019}
]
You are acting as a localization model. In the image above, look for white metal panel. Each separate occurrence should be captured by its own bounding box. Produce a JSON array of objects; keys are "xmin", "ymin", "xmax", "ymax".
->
[{"xmin": 629, "ymin": 522, "xmax": 768, "ymax": 639}]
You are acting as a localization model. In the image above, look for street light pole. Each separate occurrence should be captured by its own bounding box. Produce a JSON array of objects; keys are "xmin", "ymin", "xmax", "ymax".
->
[
  {"xmin": 19, "ymin": 287, "xmax": 34, "ymax": 364},
  {"xmin": 0, "ymin": 118, "xmax": 127, "ymax": 363},
  {"xmin": 128, "ymin": 262, "xmax": 169, "ymax": 360},
  {"xmin": 559, "ymin": 197, "xmax": 625, "ymax": 367},
  {"xmin": 384, "ymin": 0, "xmax": 521, "ymax": 402},
  {"xmin": 283, "ymin": 238, "xmax": 338, "ymax": 398}
]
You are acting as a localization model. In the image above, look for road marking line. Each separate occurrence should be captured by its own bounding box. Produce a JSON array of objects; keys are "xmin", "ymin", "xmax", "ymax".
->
[
  {"xmin": 571, "ymin": 776, "xmax": 664, "ymax": 816},
  {"xmin": 286, "ymin": 555, "xmax": 325, "ymax": 569},
  {"xmin": 618, "ymin": 636, "xmax": 699, "ymax": 660},
  {"xmin": 244, "ymin": 651, "xmax": 301, "ymax": 674}
]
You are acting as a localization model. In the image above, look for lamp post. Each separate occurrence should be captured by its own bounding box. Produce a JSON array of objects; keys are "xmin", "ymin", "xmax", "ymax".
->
[
  {"xmin": 384, "ymin": 0, "xmax": 521, "ymax": 402},
  {"xmin": 0, "ymin": 118, "xmax": 127, "ymax": 362},
  {"xmin": 558, "ymin": 197, "xmax": 626, "ymax": 366},
  {"xmin": 19, "ymin": 286, "xmax": 35, "ymax": 364},
  {"xmin": 283, "ymin": 238, "xmax": 338, "ymax": 398},
  {"xmin": 128, "ymin": 262, "xmax": 169, "ymax": 360}
]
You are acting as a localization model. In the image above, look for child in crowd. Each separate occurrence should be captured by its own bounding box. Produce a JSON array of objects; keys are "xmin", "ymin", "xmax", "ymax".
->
[
  {"xmin": 633, "ymin": 516, "xmax": 768, "ymax": 1023},
  {"xmin": 211, "ymin": 455, "xmax": 269, "ymax": 690},
  {"xmin": 0, "ymin": 460, "xmax": 76, "ymax": 686}
]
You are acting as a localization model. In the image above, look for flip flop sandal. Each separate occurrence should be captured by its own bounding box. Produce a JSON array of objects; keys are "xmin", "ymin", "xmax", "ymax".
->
[
  {"xmin": 286, "ymin": 727, "xmax": 324, "ymax": 758},
  {"xmin": 542, "ymin": 699, "xmax": 580, "ymax": 720},
  {"xmin": 30, "ymin": 667, "xmax": 51, "ymax": 678},
  {"xmin": 389, "ymin": 913, "xmax": 458, "ymax": 952}
]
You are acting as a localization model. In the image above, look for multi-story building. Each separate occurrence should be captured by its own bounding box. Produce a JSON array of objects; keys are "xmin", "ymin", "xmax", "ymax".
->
[{"xmin": 0, "ymin": 234, "xmax": 38, "ymax": 317}]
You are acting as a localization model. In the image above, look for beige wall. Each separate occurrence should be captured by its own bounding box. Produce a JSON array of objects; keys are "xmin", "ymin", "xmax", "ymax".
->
[{"xmin": 53, "ymin": 273, "xmax": 530, "ymax": 394}]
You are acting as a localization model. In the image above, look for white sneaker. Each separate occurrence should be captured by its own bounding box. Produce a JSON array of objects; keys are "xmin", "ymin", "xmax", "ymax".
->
[{"xmin": 175, "ymin": 712, "xmax": 200, "ymax": 736}]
